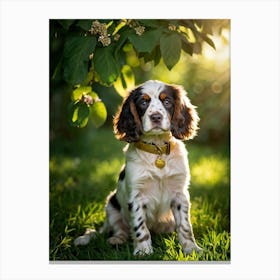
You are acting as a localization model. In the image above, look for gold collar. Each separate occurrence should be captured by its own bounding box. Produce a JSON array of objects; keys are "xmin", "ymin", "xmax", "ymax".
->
[
  {"xmin": 134, "ymin": 141, "xmax": 175, "ymax": 169},
  {"xmin": 134, "ymin": 141, "xmax": 175, "ymax": 156}
]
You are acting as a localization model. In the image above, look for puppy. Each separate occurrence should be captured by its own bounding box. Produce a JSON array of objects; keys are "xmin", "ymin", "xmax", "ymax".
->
[{"xmin": 74, "ymin": 80, "xmax": 202, "ymax": 256}]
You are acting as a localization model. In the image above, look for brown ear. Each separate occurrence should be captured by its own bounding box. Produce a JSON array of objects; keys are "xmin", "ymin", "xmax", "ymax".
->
[
  {"xmin": 113, "ymin": 88, "xmax": 143, "ymax": 142},
  {"xmin": 171, "ymin": 85, "xmax": 199, "ymax": 140}
]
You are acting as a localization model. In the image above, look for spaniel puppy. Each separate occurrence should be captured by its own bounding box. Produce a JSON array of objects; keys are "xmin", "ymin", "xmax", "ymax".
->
[{"xmin": 74, "ymin": 80, "xmax": 201, "ymax": 256}]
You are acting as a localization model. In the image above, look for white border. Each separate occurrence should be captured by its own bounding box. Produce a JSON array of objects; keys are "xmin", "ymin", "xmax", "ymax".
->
[{"xmin": 1, "ymin": 0, "xmax": 279, "ymax": 279}]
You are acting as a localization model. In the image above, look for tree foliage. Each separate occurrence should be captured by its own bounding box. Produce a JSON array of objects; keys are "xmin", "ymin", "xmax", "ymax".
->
[{"xmin": 50, "ymin": 19, "xmax": 228, "ymax": 128}]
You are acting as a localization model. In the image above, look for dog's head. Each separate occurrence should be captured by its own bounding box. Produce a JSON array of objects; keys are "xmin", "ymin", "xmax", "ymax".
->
[{"xmin": 113, "ymin": 80, "xmax": 199, "ymax": 142}]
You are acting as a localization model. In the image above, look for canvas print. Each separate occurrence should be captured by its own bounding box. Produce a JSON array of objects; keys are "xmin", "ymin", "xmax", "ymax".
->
[{"xmin": 50, "ymin": 19, "xmax": 230, "ymax": 261}]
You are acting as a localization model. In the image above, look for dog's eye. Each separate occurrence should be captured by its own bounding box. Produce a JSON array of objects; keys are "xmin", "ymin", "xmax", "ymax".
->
[
  {"xmin": 139, "ymin": 99, "xmax": 150, "ymax": 109},
  {"xmin": 163, "ymin": 98, "xmax": 172, "ymax": 108},
  {"xmin": 141, "ymin": 100, "xmax": 147, "ymax": 106}
]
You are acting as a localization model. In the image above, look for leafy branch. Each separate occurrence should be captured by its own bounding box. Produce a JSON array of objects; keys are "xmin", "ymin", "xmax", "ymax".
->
[{"xmin": 51, "ymin": 19, "xmax": 226, "ymax": 128}]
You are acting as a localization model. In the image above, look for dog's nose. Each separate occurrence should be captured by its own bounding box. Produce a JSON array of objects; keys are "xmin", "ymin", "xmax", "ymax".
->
[{"xmin": 150, "ymin": 113, "xmax": 163, "ymax": 123}]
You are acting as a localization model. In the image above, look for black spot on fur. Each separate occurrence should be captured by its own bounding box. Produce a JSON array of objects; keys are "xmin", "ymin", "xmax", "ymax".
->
[
  {"xmin": 109, "ymin": 193, "xmax": 121, "ymax": 211},
  {"xmin": 118, "ymin": 166, "xmax": 125, "ymax": 181},
  {"xmin": 128, "ymin": 202, "xmax": 133, "ymax": 211},
  {"xmin": 177, "ymin": 204, "xmax": 181, "ymax": 211},
  {"xmin": 134, "ymin": 221, "xmax": 144, "ymax": 232},
  {"xmin": 136, "ymin": 232, "xmax": 141, "ymax": 238}
]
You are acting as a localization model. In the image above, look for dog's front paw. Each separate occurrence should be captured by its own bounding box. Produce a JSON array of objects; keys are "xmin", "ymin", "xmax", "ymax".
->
[
  {"xmin": 133, "ymin": 240, "xmax": 153, "ymax": 256},
  {"xmin": 182, "ymin": 241, "xmax": 203, "ymax": 255},
  {"xmin": 107, "ymin": 236, "xmax": 126, "ymax": 245}
]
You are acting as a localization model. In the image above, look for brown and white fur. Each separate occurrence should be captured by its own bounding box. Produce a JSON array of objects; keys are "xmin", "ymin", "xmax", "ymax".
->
[{"xmin": 74, "ymin": 80, "xmax": 202, "ymax": 255}]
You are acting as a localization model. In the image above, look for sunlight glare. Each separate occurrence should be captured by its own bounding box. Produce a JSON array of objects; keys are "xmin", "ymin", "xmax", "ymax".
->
[
  {"xmin": 191, "ymin": 156, "xmax": 229, "ymax": 188},
  {"xmin": 203, "ymin": 29, "xmax": 230, "ymax": 66}
]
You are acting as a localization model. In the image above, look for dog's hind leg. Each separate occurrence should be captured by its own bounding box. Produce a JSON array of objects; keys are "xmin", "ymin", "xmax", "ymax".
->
[
  {"xmin": 74, "ymin": 228, "xmax": 97, "ymax": 246},
  {"xmin": 74, "ymin": 189, "xmax": 129, "ymax": 247},
  {"xmin": 105, "ymin": 191, "xmax": 129, "ymax": 245}
]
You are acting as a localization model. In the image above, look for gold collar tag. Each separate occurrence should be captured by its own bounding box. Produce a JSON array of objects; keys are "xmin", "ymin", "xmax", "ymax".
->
[
  {"xmin": 155, "ymin": 157, "xmax": 165, "ymax": 169},
  {"xmin": 134, "ymin": 141, "xmax": 175, "ymax": 169}
]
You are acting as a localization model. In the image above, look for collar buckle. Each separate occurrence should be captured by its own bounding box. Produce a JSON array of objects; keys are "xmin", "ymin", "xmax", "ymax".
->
[{"xmin": 135, "ymin": 141, "xmax": 174, "ymax": 156}]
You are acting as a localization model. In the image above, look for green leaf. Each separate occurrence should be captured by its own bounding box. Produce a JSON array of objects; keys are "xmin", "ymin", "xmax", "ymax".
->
[
  {"xmin": 160, "ymin": 32, "xmax": 182, "ymax": 70},
  {"xmin": 128, "ymin": 29, "xmax": 163, "ymax": 53},
  {"xmin": 113, "ymin": 65, "xmax": 135, "ymax": 97},
  {"xmin": 76, "ymin": 20, "xmax": 93, "ymax": 31},
  {"xmin": 114, "ymin": 28, "xmax": 132, "ymax": 57},
  {"xmin": 90, "ymin": 91, "xmax": 100, "ymax": 101},
  {"xmin": 142, "ymin": 45, "xmax": 162, "ymax": 66},
  {"xmin": 93, "ymin": 47, "xmax": 120, "ymax": 86},
  {"xmin": 81, "ymin": 67, "xmax": 94, "ymax": 86},
  {"xmin": 193, "ymin": 42, "xmax": 202, "ymax": 54},
  {"xmin": 91, "ymin": 101, "xmax": 107, "ymax": 128},
  {"xmin": 147, "ymin": 45, "xmax": 162, "ymax": 66},
  {"xmin": 201, "ymin": 33, "xmax": 216, "ymax": 50},
  {"xmin": 57, "ymin": 20, "xmax": 75, "ymax": 30},
  {"xmin": 201, "ymin": 20, "xmax": 214, "ymax": 35},
  {"xmin": 63, "ymin": 36, "xmax": 96, "ymax": 85},
  {"xmin": 72, "ymin": 86, "xmax": 92, "ymax": 101},
  {"xmin": 194, "ymin": 19, "xmax": 203, "ymax": 29},
  {"xmin": 68, "ymin": 101, "xmax": 90, "ymax": 128},
  {"xmin": 138, "ymin": 19, "xmax": 164, "ymax": 28},
  {"xmin": 106, "ymin": 21, "xmax": 116, "ymax": 35},
  {"xmin": 51, "ymin": 57, "xmax": 63, "ymax": 80},
  {"xmin": 181, "ymin": 36, "xmax": 194, "ymax": 56},
  {"xmin": 113, "ymin": 20, "xmax": 127, "ymax": 35}
]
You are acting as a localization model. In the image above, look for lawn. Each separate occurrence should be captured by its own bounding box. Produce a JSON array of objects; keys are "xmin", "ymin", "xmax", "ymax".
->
[{"xmin": 50, "ymin": 127, "xmax": 230, "ymax": 261}]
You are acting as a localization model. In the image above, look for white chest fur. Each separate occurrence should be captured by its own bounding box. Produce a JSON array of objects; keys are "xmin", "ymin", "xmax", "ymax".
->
[{"xmin": 118, "ymin": 140, "xmax": 190, "ymax": 228}]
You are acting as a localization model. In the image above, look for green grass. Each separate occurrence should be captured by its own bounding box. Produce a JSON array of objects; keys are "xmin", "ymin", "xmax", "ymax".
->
[{"xmin": 50, "ymin": 127, "xmax": 230, "ymax": 261}]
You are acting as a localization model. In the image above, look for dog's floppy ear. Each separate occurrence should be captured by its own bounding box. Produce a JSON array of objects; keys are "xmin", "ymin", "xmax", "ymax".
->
[
  {"xmin": 113, "ymin": 87, "xmax": 143, "ymax": 143},
  {"xmin": 170, "ymin": 85, "xmax": 199, "ymax": 140}
]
